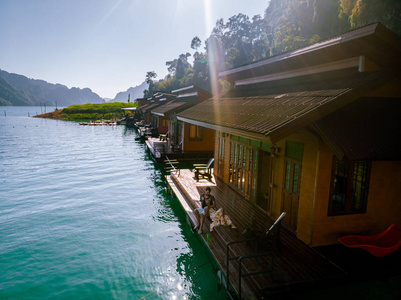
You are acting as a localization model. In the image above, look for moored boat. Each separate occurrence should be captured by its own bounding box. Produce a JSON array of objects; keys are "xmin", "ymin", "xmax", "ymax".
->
[{"xmin": 79, "ymin": 121, "xmax": 116, "ymax": 126}]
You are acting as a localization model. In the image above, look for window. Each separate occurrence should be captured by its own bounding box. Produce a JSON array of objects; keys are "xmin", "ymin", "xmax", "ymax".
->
[
  {"xmin": 189, "ymin": 125, "xmax": 203, "ymax": 141},
  {"xmin": 228, "ymin": 138, "xmax": 258, "ymax": 200},
  {"xmin": 328, "ymin": 157, "xmax": 370, "ymax": 215}
]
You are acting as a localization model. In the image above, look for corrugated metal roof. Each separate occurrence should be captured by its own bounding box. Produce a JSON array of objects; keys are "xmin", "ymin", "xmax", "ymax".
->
[
  {"xmin": 177, "ymin": 70, "xmax": 394, "ymax": 142},
  {"xmin": 151, "ymin": 101, "xmax": 189, "ymax": 116},
  {"xmin": 137, "ymin": 103, "xmax": 151, "ymax": 111},
  {"xmin": 140, "ymin": 102, "xmax": 163, "ymax": 113}
]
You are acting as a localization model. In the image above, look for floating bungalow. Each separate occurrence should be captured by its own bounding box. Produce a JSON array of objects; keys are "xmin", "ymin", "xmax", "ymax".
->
[
  {"xmin": 119, "ymin": 107, "xmax": 138, "ymax": 127},
  {"xmin": 132, "ymin": 92, "xmax": 177, "ymax": 140},
  {"xmin": 165, "ymin": 23, "xmax": 401, "ymax": 298},
  {"xmin": 117, "ymin": 97, "xmax": 150, "ymax": 127},
  {"xmin": 145, "ymin": 85, "xmax": 215, "ymax": 161},
  {"xmin": 137, "ymin": 92, "xmax": 177, "ymax": 125}
]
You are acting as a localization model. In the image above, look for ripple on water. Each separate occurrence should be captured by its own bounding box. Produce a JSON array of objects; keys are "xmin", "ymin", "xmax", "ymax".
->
[{"xmin": 0, "ymin": 110, "xmax": 226, "ymax": 299}]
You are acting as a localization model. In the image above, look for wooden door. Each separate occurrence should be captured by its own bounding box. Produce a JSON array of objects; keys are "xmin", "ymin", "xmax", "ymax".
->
[{"xmin": 282, "ymin": 159, "xmax": 302, "ymax": 232}]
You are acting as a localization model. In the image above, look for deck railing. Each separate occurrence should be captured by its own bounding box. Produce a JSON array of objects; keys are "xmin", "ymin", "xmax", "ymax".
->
[{"xmin": 226, "ymin": 240, "xmax": 274, "ymax": 299}]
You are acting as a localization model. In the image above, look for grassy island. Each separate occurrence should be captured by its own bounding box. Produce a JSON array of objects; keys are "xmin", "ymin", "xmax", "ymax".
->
[{"xmin": 34, "ymin": 102, "xmax": 137, "ymax": 121}]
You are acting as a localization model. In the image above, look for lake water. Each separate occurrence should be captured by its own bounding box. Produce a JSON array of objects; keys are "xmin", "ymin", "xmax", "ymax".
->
[{"xmin": 0, "ymin": 107, "xmax": 226, "ymax": 300}]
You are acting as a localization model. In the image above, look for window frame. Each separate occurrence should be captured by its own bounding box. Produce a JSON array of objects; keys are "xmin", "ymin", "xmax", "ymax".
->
[
  {"xmin": 328, "ymin": 157, "xmax": 371, "ymax": 216},
  {"xmin": 189, "ymin": 124, "xmax": 203, "ymax": 141},
  {"xmin": 228, "ymin": 139, "xmax": 258, "ymax": 200}
]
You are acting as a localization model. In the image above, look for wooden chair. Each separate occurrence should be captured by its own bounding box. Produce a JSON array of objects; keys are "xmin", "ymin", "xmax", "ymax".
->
[
  {"xmin": 193, "ymin": 158, "xmax": 214, "ymax": 182},
  {"xmin": 159, "ymin": 131, "xmax": 168, "ymax": 141}
]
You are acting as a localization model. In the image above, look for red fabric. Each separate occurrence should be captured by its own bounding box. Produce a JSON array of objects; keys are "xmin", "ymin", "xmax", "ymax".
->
[{"xmin": 338, "ymin": 224, "xmax": 401, "ymax": 257}]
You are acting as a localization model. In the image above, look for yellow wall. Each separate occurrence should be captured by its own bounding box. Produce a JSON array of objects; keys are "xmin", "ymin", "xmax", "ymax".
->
[
  {"xmin": 183, "ymin": 124, "xmax": 215, "ymax": 152},
  {"xmin": 312, "ymin": 143, "xmax": 401, "ymax": 246}
]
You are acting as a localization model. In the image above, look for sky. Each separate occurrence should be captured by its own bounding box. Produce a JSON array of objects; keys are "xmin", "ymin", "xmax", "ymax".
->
[{"xmin": 0, "ymin": 0, "xmax": 271, "ymax": 99}]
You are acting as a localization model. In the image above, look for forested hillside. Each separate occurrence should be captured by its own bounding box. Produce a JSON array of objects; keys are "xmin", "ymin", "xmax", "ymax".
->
[{"xmin": 146, "ymin": 0, "xmax": 401, "ymax": 96}]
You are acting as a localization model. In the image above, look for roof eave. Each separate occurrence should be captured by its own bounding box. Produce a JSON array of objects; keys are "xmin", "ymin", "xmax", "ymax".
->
[
  {"xmin": 152, "ymin": 112, "xmax": 165, "ymax": 117},
  {"xmin": 220, "ymin": 23, "xmax": 401, "ymax": 84},
  {"xmin": 176, "ymin": 116, "xmax": 272, "ymax": 143}
]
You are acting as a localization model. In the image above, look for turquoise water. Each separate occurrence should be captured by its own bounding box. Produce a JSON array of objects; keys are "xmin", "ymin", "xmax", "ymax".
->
[{"xmin": 0, "ymin": 107, "xmax": 226, "ymax": 300}]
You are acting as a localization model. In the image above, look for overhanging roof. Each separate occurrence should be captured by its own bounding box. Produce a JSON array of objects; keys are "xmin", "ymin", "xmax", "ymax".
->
[
  {"xmin": 177, "ymin": 69, "xmax": 396, "ymax": 144},
  {"xmin": 151, "ymin": 85, "xmax": 212, "ymax": 117},
  {"xmin": 220, "ymin": 23, "xmax": 401, "ymax": 84},
  {"xmin": 151, "ymin": 101, "xmax": 189, "ymax": 117},
  {"xmin": 139, "ymin": 102, "xmax": 163, "ymax": 113},
  {"xmin": 312, "ymin": 97, "xmax": 401, "ymax": 160}
]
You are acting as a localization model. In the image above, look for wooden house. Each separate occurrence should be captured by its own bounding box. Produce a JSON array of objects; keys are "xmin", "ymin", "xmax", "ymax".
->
[
  {"xmin": 134, "ymin": 97, "xmax": 148, "ymax": 107},
  {"xmin": 155, "ymin": 85, "xmax": 214, "ymax": 154},
  {"xmin": 176, "ymin": 23, "xmax": 401, "ymax": 246},
  {"xmin": 137, "ymin": 92, "xmax": 176, "ymax": 125}
]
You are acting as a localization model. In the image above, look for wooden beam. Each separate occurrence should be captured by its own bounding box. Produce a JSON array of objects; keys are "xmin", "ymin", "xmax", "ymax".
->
[{"xmin": 235, "ymin": 57, "xmax": 360, "ymax": 86}]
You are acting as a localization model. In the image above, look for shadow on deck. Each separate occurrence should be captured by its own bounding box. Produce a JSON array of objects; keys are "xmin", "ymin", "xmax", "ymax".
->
[{"xmin": 166, "ymin": 169, "xmax": 347, "ymax": 299}]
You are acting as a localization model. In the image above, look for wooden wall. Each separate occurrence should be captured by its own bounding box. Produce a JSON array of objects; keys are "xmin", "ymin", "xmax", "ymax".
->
[
  {"xmin": 312, "ymin": 143, "xmax": 401, "ymax": 246},
  {"xmin": 214, "ymin": 129, "xmax": 321, "ymax": 245},
  {"xmin": 182, "ymin": 124, "xmax": 215, "ymax": 152},
  {"xmin": 212, "ymin": 128, "xmax": 401, "ymax": 247}
]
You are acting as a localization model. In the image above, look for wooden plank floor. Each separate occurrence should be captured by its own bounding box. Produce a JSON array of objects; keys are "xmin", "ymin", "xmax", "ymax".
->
[{"xmin": 167, "ymin": 169, "xmax": 347, "ymax": 299}]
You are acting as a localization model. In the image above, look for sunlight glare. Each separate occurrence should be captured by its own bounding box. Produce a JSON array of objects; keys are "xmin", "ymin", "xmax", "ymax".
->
[
  {"xmin": 203, "ymin": 0, "xmax": 213, "ymax": 36},
  {"xmin": 204, "ymin": 0, "xmax": 221, "ymax": 127}
]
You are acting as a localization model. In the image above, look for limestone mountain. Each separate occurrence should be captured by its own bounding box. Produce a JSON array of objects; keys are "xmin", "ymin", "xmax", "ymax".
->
[
  {"xmin": 0, "ymin": 69, "xmax": 104, "ymax": 106},
  {"xmin": 0, "ymin": 76, "xmax": 37, "ymax": 106},
  {"xmin": 109, "ymin": 81, "xmax": 148, "ymax": 102}
]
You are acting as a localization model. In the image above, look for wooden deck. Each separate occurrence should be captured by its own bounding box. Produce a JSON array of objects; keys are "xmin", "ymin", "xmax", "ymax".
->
[
  {"xmin": 145, "ymin": 137, "xmax": 213, "ymax": 162},
  {"xmin": 166, "ymin": 169, "xmax": 347, "ymax": 299}
]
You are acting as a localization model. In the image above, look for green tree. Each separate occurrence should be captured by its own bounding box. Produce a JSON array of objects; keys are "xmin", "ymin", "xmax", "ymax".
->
[
  {"xmin": 191, "ymin": 36, "xmax": 202, "ymax": 51},
  {"xmin": 312, "ymin": 0, "xmax": 343, "ymax": 38},
  {"xmin": 176, "ymin": 53, "xmax": 192, "ymax": 79},
  {"xmin": 350, "ymin": 0, "xmax": 401, "ymax": 36},
  {"xmin": 210, "ymin": 13, "xmax": 270, "ymax": 68},
  {"xmin": 144, "ymin": 71, "xmax": 157, "ymax": 98}
]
